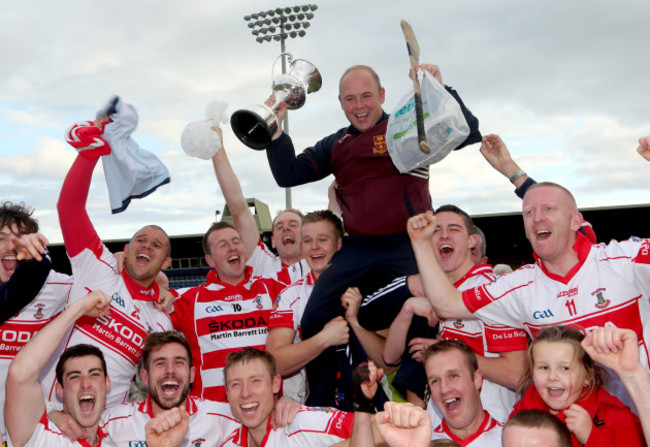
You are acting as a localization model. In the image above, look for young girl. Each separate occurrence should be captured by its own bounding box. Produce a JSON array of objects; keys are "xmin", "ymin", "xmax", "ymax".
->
[{"xmin": 512, "ymin": 325, "xmax": 644, "ymax": 446}]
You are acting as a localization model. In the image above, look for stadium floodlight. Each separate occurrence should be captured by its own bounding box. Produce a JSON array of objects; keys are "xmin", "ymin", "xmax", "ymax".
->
[{"xmin": 242, "ymin": 4, "xmax": 318, "ymax": 208}]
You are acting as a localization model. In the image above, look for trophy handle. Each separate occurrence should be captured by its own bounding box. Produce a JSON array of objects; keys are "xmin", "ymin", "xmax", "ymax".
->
[{"xmin": 271, "ymin": 52, "xmax": 294, "ymax": 84}]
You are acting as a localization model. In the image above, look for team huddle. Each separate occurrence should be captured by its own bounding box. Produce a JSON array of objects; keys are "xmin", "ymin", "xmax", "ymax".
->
[{"xmin": 2, "ymin": 62, "xmax": 650, "ymax": 447}]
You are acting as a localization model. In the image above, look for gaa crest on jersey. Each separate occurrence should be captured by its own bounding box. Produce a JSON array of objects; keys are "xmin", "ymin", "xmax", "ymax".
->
[
  {"xmin": 32, "ymin": 303, "xmax": 45, "ymax": 320},
  {"xmin": 453, "ymin": 320, "xmax": 465, "ymax": 329},
  {"xmin": 191, "ymin": 438, "xmax": 206, "ymax": 447},
  {"xmin": 592, "ymin": 288, "xmax": 610, "ymax": 309},
  {"xmin": 372, "ymin": 135, "xmax": 387, "ymax": 154},
  {"xmin": 254, "ymin": 296, "xmax": 263, "ymax": 310}
]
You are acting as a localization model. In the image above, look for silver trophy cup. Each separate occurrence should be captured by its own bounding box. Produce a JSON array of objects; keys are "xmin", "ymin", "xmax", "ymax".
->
[{"xmin": 231, "ymin": 54, "xmax": 322, "ymax": 150}]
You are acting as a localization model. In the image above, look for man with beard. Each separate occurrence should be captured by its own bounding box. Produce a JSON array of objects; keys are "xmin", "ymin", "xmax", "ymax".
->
[
  {"xmin": 4, "ymin": 290, "xmax": 112, "ymax": 447},
  {"xmin": 100, "ymin": 331, "xmax": 241, "ymax": 446},
  {"xmin": 210, "ymin": 126, "xmax": 307, "ymax": 285}
]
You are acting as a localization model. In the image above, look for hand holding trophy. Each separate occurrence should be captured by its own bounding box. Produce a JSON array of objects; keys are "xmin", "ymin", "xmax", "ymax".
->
[{"xmin": 230, "ymin": 52, "xmax": 322, "ymax": 150}]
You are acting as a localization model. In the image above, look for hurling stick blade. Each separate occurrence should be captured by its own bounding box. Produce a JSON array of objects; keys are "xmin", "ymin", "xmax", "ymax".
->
[{"xmin": 400, "ymin": 20, "xmax": 430, "ymax": 154}]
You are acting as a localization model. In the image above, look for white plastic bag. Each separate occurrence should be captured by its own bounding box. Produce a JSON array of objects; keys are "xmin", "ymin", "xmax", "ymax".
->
[
  {"xmin": 180, "ymin": 100, "xmax": 229, "ymax": 160},
  {"xmin": 387, "ymin": 70, "xmax": 469, "ymax": 173}
]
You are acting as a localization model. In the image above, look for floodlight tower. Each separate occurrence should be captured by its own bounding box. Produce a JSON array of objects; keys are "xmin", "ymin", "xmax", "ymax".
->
[{"xmin": 243, "ymin": 5, "xmax": 318, "ymax": 209}]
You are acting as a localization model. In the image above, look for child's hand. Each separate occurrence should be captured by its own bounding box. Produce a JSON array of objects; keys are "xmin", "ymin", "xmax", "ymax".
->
[{"xmin": 564, "ymin": 404, "xmax": 592, "ymax": 444}]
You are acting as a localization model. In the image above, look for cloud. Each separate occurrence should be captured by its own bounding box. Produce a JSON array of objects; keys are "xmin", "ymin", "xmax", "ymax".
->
[{"xmin": 1, "ymin": 0, "xmax": 649, "ymax": 246}]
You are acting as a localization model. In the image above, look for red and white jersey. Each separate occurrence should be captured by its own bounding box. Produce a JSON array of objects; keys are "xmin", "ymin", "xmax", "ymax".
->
[
  {"xmin": 219, "ymin": 406, "xmax": 353, "ymax": 447},
  {"xmin": 429, "ymin": 265, "xmax": 526, "ymax": 425},
  {"xmin": 172, "ymin": 267, "xmax": 284, "ymax": 402},
  {"xmin": 462, "ymin": 234, "xmax": 650, "ymax": 404},
  {"xmin": 41, "ymin": 241, "xmax": 172, "ymax": 407},
  {"xmin": 267, "ymin": 271, "xmax": 317, "ymax": 402},
  {"xmin": 431, "ymin": 411, "xmax": 503, "ymax": 447},
  {"xmin": 248, "ymin": 238, "xmax": 309, "ymax": 286},
  {"xmin": 13, "ymin": 412, "xmax": 108, "ymax": 447},
  {"xmin": 100, "ymin": 395, "xmax": 239, "ymax": 446},
  {"xmin": 0, "ymin": 271, "xmax": 72, "ymax": 441}
]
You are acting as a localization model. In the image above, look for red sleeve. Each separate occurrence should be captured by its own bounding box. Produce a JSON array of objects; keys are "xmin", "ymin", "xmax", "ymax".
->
[
  {"xmin": 57, "ymin": 155, "xmax": 101, "ymax": 257},
  {"xmin": 585, "ymin": 406, "xmax": 645, "ymax": 447}
]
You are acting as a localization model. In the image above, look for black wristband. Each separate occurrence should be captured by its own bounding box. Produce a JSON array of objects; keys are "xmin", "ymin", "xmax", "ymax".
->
[{"xmin": 352, "ymin": 362, "xmax": 376, "ymax": 413}]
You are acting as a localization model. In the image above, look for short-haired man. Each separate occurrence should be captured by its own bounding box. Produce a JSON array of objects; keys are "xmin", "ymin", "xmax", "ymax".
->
[
  {"xmin": 424, "ymin": 340, "xmax": 503, "ymax": 446},
  {"xmin": 0, "ymin": 202, "xmax": 59, "ymax": 323},
  {"xmin": 49, "ymin": 142, "xmax": 173, "ymax": 408},
  {"xmin": 266, "ymin": 210, "xmax": 348, "ymax": 402},
  {"xmin": 221, "ymin": 348, "xmax": 354, "ymax": 446},
  {"xmin": 502, "ymin": 410, "xmax": 571, "ymax": 447},
  {"xmin": 264, "ymin": 63, "xmax": 482, "ymax": 407},
  {"xmin": 408, "ymin": 138, "xmax": 650, "ymax": 407},
  {"xmin": 5, "ymin": 290, "xmax": 111, "ymax": 447},
  {"xmin": 469, "ymin": 226, "xmax": 488, "ymax": 266},
  {"xmin": 375, "ymin": 205, "xmax": 527, "ymax": 421},
  {"xmin": 100, "ymin": 331, "xmax": 241, "ymax": 446},
  {"xmin": 171, "ymin": 135, "xmax": 287, "ymax": 402},
  {"xmin": 0, "ymin": 202, "xmax": 74, "ymax": 443},
  {"xmin": 209, "ymin": 126, "xmax": 307, "ymax": 285}
]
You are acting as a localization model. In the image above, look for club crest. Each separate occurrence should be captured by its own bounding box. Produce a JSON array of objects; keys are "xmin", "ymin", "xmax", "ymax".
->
[{"xmin": 592, "ymin": 288, "xmax": 610, "ymax": 309}]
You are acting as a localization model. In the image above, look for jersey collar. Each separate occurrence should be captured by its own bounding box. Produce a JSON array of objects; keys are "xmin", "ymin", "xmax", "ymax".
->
[
  {"xmin": 139, "ymin": 394, "xmax": 199, "ymax": 418},
  {"xmin": 439, "ymin": 410, "xmax": 495, "ymax": 447},
  {"xmin": 121, "ymin": 269, "xmax": 160, "ymax": 302},
  {"xmin": 533, "ymin": 232, "xmax": 592, "ymax": 284},
  {"xmin": 453, "ymin": 264, "xmax": 494, "ymax": 288},
  {"xmin": 206, "ymin": 266, "xmax": 253, "ymax": 287}
]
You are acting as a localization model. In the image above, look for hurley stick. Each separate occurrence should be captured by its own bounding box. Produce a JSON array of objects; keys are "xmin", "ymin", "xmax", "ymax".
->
[{"xmin": 400, "ymin": 20, "xmax": 430, "ymax": 154}]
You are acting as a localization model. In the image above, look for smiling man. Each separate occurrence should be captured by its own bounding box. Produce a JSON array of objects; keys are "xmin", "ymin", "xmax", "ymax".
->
[
  {"xmin": 380, "ymin": 205, "xmax": 526, "ymax": 422},
  {"xmin": 222, "ymin": 348, "xmax": 353, "ymax": 447},
  {"xmin": 100, "ymin": 331, "xmax": 241, "ymax": 446},
  {"xmin": 424, "ymin": 340, "xmax": 503, "ymax": 446},
  {"xmin": 264, "ymin": 63, "xmax": 481, "ymax": 408},
  {"xmin": 5, "ymin": 290, "xmax": 111, "ymax": 447},
  {"xmin": 209, "ymin": 127, "xmax": 307, "ymax": 285},
  {"xmin": 266, "ymin": 210, "xmax": 347, "ymax": 402},
  {"xmin": 0, "ymin": 202, "xmax": 75, "ymax": 444},
  {"xmin": 408, "ymin": 171, "xmax": 650, "ymax": 407},
  {"xmin": 171, "ymin": 219, "xmax": 286, "ymax": 401},
  {"xmin": 50, "ymin": 147, "xmax": 173, "ymax": 410}
]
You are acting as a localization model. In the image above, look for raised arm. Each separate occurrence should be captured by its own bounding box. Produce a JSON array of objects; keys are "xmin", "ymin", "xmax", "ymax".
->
[
  {"xmin": 210, "ymin": 126, "xmax": 260, "ymax": 259},
  {"xmin": 5, "ymin": 290, "xmax": 110, "ymax": 447},
  {"xmin": 0, "ymin": 233, "xmax": 51, "ymax": 324},
  {"xmin": 144, "ymin": 406, "xmax": 190, "ymax": 447},
  {"xmin": 407, "ymin": 212, "xmax": 473, "ymax": 319},
  {"xmin": 480, "ymin": 134, "xmax": 530, "ymax": 190},
  {"xmin": 376, "ymin": 402, "xmax": 432, "ymax": 447},
  {"xmin": 57, "ymin": 154, "xmax": 101, "ymax": 257},
  {"xmin": 582, "ymin": 327, "xmax": 650, "ymax": 444}
]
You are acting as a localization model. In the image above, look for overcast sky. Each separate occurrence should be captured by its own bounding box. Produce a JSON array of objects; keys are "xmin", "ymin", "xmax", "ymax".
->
[{"xmin": 1, "ymin": 0, "xmax": 649, "ymax": 244}]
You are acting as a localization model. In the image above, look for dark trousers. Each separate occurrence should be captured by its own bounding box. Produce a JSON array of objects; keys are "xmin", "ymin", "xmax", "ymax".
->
[{"xmin": 301, "ymin": 231, "xmax": 418, "ymax": 408}]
